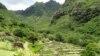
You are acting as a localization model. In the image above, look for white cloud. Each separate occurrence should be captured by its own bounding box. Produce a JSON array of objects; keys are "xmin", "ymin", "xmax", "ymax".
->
[
  {"xmin": 37, "ymin": 0, "xmax": 65, "ymax": 4},
  {"xmin": 55, "ymin": 0, "xmax": 65, "ymax": 4},
  {"xmin": 0, "ymin": 0, "xmax": 65, "ymax": 10},
  {"xmin": 36, "ymin": 0, "xmax": 49, "ymax": 3},
  {"xmin": 8, "ymin": 4, "xmax": 28, "ymax": 10}
]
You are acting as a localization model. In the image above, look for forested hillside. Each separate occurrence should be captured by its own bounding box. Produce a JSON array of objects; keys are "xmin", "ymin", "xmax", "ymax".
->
[
  {"xmin": 49, "ymin": 0, "xmax": 100, "ymax": 55},
  {"xmin": 50, "ymin": 0, "xmax": 100, "ymax": 45},
  {"xmin": 0, "ymin": 0, "xmax": 100, "ymax": 56},
  {"xmin": 0, "ymin": 3, "xmax": 7, "ymax": 9},
  {"xmin": 16, "ymin": 0, "xmax": 61, "ymax": 16}
]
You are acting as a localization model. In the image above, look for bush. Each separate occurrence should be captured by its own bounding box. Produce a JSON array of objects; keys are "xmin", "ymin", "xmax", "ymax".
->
[
  {"xmin": 81, "ymin": 43, "xmax": 100, "ymax": 56},
  {"xmin": 66, "ymin": 32, "xmax": 97, "ymax": 46},
  {"xmin": 80, "ymin": 34, "xmax": 97, "ymax": 47},
  {"xmin": 28, "ymin": 32, "xmax": 37, "ymax": 44},
  {"xmin": 13, "ymin": 29, "xmax": 26, "ymax": 37},
  {"xmin": 19, "ymin": 23, "xmax": 26, "ymax": 27},
  {"xmin": 66, "ymin": 32, "xmax": 82, "ymax": 45},
  {"xmin": 5, "ymin": 31, "xmax": 11, "ymax": 36},
  {"xmin": 47, "ymin": 34, "xmax": 56, "ymax": 41},
  {"xmin": 9, "ymin": 20, "xmax": 19, "ymax": 27},
  {"xmin": 38, "ymin": 30, "xmax": 53, "ymax": 34},
  {"xmin": 55, "ymin": 33, "xmax": 64, "ymax": 42},
  {"xmin": 4, "ymin": 36, "xmax": 15, "ymax": 42}
]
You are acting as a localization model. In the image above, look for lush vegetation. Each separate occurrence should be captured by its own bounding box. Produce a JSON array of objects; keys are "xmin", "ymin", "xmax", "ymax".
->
[{"xmin": 0, "ymin": 0, "xmax": 100, "ymax": 56}]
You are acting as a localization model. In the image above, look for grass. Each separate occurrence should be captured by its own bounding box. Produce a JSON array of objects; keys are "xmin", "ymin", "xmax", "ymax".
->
[
  {"xmin": 29, "ymin": 42, "xmax": 43, "ymax": 53},
  {"xmin": 0, "ymin": 41, "xmax": 37, "ymax": 56},
  {"xmin": 0, "ymin": 39, "xmax": 83, "ymax": 56},
  {"xmin": 0, "ymin": 41, "xmax": 13, "ymax": 50},
  {"xmin": 0, "ymin": 49, "xmax": 14, "ymax": 56},
  {"xmin": 0, "ymin": 41, "xmax": 14, "ymax": 56}
]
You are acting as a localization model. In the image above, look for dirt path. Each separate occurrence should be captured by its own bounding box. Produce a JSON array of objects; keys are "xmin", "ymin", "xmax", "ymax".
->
[
  {"xmin": 23, "ymin": 42, "xmax": 39, "ymax": 56},
  {"xmin": 23, "ymin": 42, "xmax": 32, "ymax": 56},
  {"xmin": 23, "ymin": 42, "xmax": 29, "ymax": 50}
]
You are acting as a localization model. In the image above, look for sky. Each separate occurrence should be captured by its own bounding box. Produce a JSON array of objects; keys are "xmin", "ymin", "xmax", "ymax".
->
[{"xmin": 0, "ymin": 0, "xmax": 65, "ymax": 10}]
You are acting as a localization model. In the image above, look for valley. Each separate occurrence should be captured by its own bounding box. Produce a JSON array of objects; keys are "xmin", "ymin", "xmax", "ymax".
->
[{"xmin": 0, "ymin": 0, "xmax": 100, "ymax": 56}]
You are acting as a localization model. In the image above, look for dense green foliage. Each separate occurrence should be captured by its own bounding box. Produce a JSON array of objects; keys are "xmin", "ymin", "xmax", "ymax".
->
[
  {"xmin": 0, "ymin": 0, "xmax": 100, "ymax": 56},
  {"xmin": 49, "ymin": 0, "xmax": 100, "ymax": 46},
  {"xmin": 81, "ymin": 43, "xmax": 100, "ymax": 56},
  {"xmin": 13, "ymin": 28, "xmax": 26, "ymax": 37}
]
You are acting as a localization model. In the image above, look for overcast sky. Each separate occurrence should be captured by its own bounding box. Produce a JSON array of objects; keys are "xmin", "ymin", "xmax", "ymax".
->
[{"xmin": 0, "ymin": 0, "xmax": 65, "ymax": 10}]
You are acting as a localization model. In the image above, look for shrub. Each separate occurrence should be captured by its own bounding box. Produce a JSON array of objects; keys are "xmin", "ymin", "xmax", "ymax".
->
[
  {"xmin": 81, "ymin": 43, "xmax": 100, "ymax": 56},
  {"xmin": 55, "ymin": 33, "xmax": 64, "ymax": 42},
  {"xmin": 19, "ymin": 23, "xmax": 26, "ymax": 27},
  {"xmin": 47, "ymin": 34, "xmax": 56, "ymax": 41},
  {"xmin": 66, "ymin": 32, "xmax": 97, "ymax": 46},
  {"xmin": 28, "ymin": 32, "xmax": 37, "ymax": 44},
  {"xmin": 5, "ymin": 31, "xmax": 11, "ymax": 36},
  {"xmin": 38, "ymin": 30, "xmax": 53, "ymax": 34},
  {"xmin": 66, "ymin": 32, "xmax": 83, "ymax": 45},
  {"xmin": 5, "ymin": 36, "xmax": 15, "ymax": 42},
  {"xmin": 13, "ymin": 29, "xmax": 26, "ymax": 37},
  {"xmin": 9, "ymin": 20, "xmax": 18, "ymax": 27},
  {"xmin": 80, "ymin": 34, "xmax": 97, "ymax": 47}
]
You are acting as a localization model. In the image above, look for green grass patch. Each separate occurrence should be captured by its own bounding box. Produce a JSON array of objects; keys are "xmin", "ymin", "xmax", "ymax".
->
[{"xmin": 29, "ymin": 43, "xmax": 43, "ymax": 53}]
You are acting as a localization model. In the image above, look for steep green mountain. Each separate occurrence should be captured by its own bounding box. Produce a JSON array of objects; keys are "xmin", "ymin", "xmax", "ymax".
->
[
  {"xmin": 15, "ymin": 0, "xmax": 62, "ymax": 31},
  {"xmin": 15, "ymin": 0, "xmax": 100, "ymax": 47},
  {"xmin": 49, "ymin": 0, "xmax": 100, "ymax": 47},
  {"xmin": 52, "ymin": 0, "xmax": 100, "ymax": 24},
  {"xmin": 16, "ymin": 0, "xmax": 61, "ymax": 16},
  {"xmin": 0, "ymin": 3, "xmax": 7, "ymax": 10},
  {"xmin": 0, "ymin": 0, "xmax": 100, "ymax": 56}
]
